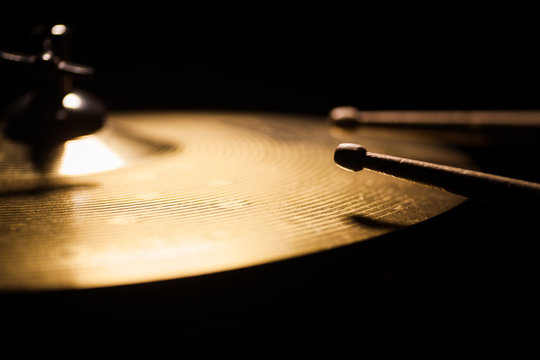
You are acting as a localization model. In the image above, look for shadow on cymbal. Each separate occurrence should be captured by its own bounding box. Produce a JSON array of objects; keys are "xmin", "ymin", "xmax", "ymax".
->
[
  {"xmin": 347, "ymin": 214, "xmax": 408, "ymax": 230},
  {"xmin": 0, "ymin": 182, "xmax": 97, "ymax": 197}
]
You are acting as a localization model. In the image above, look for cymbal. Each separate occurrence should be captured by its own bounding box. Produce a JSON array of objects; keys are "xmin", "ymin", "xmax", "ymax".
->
[{"xmin": 0, "ymin": 111, "xmax": 469, "ymax": 291}]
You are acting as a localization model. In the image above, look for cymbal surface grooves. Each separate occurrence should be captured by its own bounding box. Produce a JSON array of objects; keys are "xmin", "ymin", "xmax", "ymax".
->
[{"xmin": 0, "ymin": 112, "xmax": 466, "ymax": 291}]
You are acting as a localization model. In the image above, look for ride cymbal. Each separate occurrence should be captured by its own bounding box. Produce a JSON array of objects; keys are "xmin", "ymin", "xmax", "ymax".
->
[{"xmin": 0, "ymin": 111, "xmax": 469, "ymax": 291}]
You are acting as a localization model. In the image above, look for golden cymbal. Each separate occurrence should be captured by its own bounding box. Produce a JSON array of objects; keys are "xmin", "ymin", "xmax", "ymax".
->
[{"xmin": 0, "ymin": 111, "xmax": 469, "ymax": 291}]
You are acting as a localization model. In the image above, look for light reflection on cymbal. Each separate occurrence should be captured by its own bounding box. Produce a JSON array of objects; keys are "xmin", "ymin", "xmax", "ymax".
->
[
  {"xmin": 0, "ymin": 118, "xmax": 176, "ymax": 179},
  {"xmin": 59, "ymin": 135, "xmax": 125, "ymax": 176}
]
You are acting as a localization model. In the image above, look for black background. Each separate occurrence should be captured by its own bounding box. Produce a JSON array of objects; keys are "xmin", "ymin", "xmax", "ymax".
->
[
  {"xmin": 1, "ymin": 3, "xmax": 539, "ymax": 358},
  {"xmin": 2, "ymin": 3, "xmax": 540, "ymax": 115}
]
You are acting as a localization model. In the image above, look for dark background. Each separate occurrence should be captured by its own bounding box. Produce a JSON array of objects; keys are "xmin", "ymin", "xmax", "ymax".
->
[
  {"xmin": 1, "ymin": 3, "xmax": 539, "ymax": 358},
  {"xmin": 2, "ymin": 3, "xmax": 539, "ymax": 115}
]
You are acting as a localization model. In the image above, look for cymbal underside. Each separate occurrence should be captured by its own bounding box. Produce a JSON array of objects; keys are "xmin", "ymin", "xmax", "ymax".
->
[{"xmin": 0, "ymin": 112, "xmax": 466, "ymax": 291}]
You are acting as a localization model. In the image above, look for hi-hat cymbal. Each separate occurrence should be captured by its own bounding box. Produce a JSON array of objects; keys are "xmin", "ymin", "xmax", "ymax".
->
[{"xmin": 0, "ymin": 112, "xmax": 469, "ymax": 291}]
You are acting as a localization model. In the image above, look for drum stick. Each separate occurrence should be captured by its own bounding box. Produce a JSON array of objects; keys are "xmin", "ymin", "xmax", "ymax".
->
[
  {"xmin": 334, "ymin": 143, "xmax": 540, "ymax": 211},
  {"xmin": 329, "ymin": 106, "xmax": 540, "ymax": 130}
]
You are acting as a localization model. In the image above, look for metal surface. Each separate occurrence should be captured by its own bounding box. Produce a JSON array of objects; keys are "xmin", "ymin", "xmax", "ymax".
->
[
  {"xmin": 0, "ymin": 112, "xmax": 468, "ymax": 291},
  {"xmin": 1, "ymin": 23, "xmax": 105, "ymax": 144}
]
